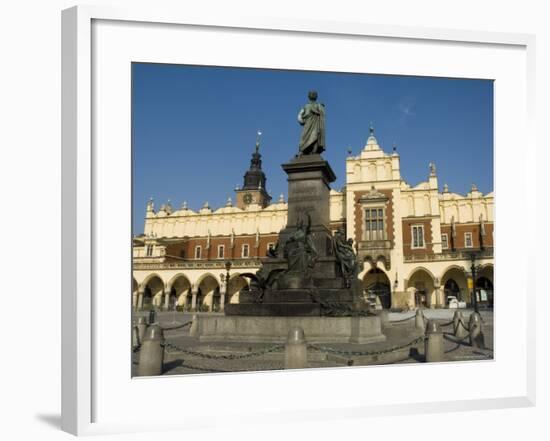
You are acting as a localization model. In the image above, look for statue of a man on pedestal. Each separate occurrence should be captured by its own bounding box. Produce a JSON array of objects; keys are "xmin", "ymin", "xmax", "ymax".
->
[{"xmin": 297, "ymin": 90, "xmax": 325, "ymax": 155}]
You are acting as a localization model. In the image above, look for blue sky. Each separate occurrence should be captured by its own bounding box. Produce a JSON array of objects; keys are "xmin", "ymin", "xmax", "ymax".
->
[{"xmin": 132, "ymin": 63, "xmax": 493, "ymax": 234}]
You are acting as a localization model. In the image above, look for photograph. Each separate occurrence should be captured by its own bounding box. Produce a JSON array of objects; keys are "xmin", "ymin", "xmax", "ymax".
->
[{"xmin": 130, "ymin": 63, "xmax": 494, "ymax": 376}]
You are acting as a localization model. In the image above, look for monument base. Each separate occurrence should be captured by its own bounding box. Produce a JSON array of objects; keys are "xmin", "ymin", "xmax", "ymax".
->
[
  {"xmin": 226, "ymin": 286, "xmax": 358, "ymax": 317},
  {"xmin": 196, "ymin": 315, "xmax": 386, "ymax": 344}
]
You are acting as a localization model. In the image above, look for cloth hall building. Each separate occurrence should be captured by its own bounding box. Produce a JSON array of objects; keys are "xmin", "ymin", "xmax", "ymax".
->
[{"xmin": 132, "ymin": 127, "xmax": 494, "ymax": 312}]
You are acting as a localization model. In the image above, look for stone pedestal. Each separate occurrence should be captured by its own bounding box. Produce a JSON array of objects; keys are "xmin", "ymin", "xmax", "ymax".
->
[
  {"xmin": 197, "ymin": 315, "xmax": 386, "ymax": 344},
  {"xmin": 277, "ymin": 154, "xmax": 336, "ymax": 258}
]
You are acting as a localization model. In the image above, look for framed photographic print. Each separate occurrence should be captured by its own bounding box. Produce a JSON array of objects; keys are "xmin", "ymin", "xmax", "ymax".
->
[{"xmin": 62, "ymin": 5, "xmax": 536, "ymax": 436}]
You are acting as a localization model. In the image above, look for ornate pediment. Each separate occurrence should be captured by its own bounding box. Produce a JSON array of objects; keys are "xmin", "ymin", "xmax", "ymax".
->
[{"xmin": 359, "ymin": 186, "xmax": 388, "ymax": 203}]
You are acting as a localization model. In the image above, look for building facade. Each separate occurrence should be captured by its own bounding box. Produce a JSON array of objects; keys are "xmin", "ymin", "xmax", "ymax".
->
[{"xmin": 132, "ymin": 128, "xmax": 493, "ymax": 312}]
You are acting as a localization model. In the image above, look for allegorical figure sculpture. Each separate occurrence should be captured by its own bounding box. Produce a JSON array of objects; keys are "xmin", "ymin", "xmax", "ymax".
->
[
  {"xmin": 283, "ymin": 214, "xmax": 318, "ymax": 276},
  {"xmin": 332, "ymin": 228, "xmax": 358, "ymax": 287},
  {"xmin": 297, "ymin": 90, "xmax": 326, "ymax": 155}
]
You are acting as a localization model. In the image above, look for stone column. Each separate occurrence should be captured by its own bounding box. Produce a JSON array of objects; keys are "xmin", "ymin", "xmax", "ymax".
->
[
  {"xmin": 132, "ymin": 292, "xmax": 138, "ymax": 309},
  {"xmin": 137, "ymin": 290, "xmax": 144, "ymax": 311},
  {"xmin": 219, "ymin": 285, "xmax": 226, "ymax": 312},
  {"xmin": 164, "ymin": 290, "xmax": 171, "ymax": 310},
  {"xmin": 434, "ymin": 287, "xmax": 442, "ymax": 309},
  {"xmin": 191, "ymin": 287, "xmax": 198, "ymax": 311}
]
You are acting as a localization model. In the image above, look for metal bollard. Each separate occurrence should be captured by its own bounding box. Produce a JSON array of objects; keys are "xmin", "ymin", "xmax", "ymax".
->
[
  {"xmin": 453, "ymin": 311, "xmax": 468, "ymax": 339},
  {"xmin": 415, "ymin": 309, "xmax": 425, "ymax": 332},
  {"xmin": 469, "ymin": 312, "xmax": 485, "ymax": 349},
  {"xmin": 137, "ymin": 324, "xmax": 164, "ymax": 376},
  {"xmin": 284, "ymin": 327, "xmax": 308, "ymax": 369},
  {"xmin": 189, "ymin": 314, "xmax": 199, "ymax": 338},
  {"xmin": 425, "ymin": 320, "xmax": 444, "ymax": 362},
  {"xmin": 136, "ymin": 316, "xmax": 147, "ymax": 345}
]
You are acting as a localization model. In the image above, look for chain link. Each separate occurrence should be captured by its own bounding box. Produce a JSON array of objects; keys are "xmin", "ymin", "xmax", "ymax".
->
[
  {"xmin": 163, "ymin": 342, "xmax": 284, "ymax": 360},
  {"xmin": 442, "ymin": 323, "xmax": 479, "ymax": 354},
  {"xmin": 160, "ymin": 321, "xmax": 193, "ymax": 331},
  {"xmin": 307, "ymin": 335, "xmax": 424, "ymax": 357},
  {"xmin": 391, "ymin": 313, "xmax": 417, "ymax": 323},
  {"xmin": 443, "ymin": 333, "xmax": 471, "ymax": 344}
]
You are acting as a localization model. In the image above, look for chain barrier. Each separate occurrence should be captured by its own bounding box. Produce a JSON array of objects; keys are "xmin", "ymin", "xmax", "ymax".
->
[
  {"xmin": 443, "ymin": 333, "xmax": 470, "ymax": 345},
  {"xmin": 307, "ymin": 335, "xmax": 425, "ymax": 357},
  {"xmin": 163, "ymin": 342, "xmax": 284, "ymax": 360},
  {"xmin": 444, "ymin": 343, "xmax": 462, "ymax": 354},
  {"xmin": 176, "ymin": 363, "xmax": 233, "ymax": 373},
  {"xmin": 160, "ymin": 321, "xmax": 193, "ymax": 331},
  {"xmin": 391, "ymin": 313, "xmax": 417, "ymax": 324}
]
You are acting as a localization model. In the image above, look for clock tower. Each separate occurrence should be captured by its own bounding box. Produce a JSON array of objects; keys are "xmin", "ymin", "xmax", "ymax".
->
[{"xmin": 235, "ymin": 132, "xmax": 272, "ymax": 209}]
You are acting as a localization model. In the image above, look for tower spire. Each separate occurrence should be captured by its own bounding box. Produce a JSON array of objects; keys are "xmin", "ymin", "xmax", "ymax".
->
[
  {"xmin": 255, "ymin": 130, "xmax": 262, "ymax": 154},
  {"xmin": 235, "ymin": 131, "xmax": 272, "ymax": 209}
]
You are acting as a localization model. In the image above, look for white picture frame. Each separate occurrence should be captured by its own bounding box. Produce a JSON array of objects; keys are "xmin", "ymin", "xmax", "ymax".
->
[{"xmin": 62, "ymin": 5, "xmax": 536, "ymax": 436}]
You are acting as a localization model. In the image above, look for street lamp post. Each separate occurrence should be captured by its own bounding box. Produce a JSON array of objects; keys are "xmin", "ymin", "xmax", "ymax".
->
[
  {"xmin": 393, "ymin": 273, "xmax": 398, "ymax": 309},
  {"xmin": 224, "ymin": 261, "xmax": 232, "ymax": 309},
  {"xmin": 469, "ymin": 252, "xmax": 480, "ymax": 313}
]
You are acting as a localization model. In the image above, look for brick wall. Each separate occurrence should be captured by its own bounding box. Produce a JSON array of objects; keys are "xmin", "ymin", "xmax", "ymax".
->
[
  {"xmin": 353, "ymin": 189, "xmax": 394, "ymax": 245},
  {"xmin": 440, "ymin": 222, "xmax": 494, "ymax": 250},
  {"xmin": 402, "ymin": 218, "xmax": 433, "ymax": 257}
]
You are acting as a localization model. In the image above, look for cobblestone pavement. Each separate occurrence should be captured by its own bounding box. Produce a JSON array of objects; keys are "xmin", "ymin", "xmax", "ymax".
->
[{"xmin": 132, "ymin": 309, "xmax": 493, "ymax": 376}]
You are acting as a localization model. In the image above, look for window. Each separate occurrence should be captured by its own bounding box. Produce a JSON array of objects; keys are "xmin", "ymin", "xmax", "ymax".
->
[
  {"xmin": 412, "ymin": 225, "xmax": 425, "ymax": 249},
  {"xmin": 464, "ymin": 232, "xmax": 473, "ymax": 248},
  {"xmin": 267, "ymin": 243, "xmax": 275, "ymax": 252},
  {"xmin": 217, "ymin": 245, "xmax": 225, "ymax": 259},
  {"xmin": 146, "ymin": 244, "xmax": 154, "ymax": 257},
  {"xmin": 242, "ymin": 243, "xmax": 250, "ymax": 258},
  {"xmin": 441, "ymin": 233, "xmax": 449, "ymax": 249},
  {"xmin": 194, "ymin": 246, "xmax": 202, "ymax": 259},
  {"xmin": 364, "ymin": 208, "xmax": 384, "ymax": 240}
]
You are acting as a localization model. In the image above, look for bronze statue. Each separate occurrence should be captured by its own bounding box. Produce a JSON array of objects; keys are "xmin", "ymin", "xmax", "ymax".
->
[
  {"xmin": 297, "ymin": 90, "xmax": 325, "ymax": 155},
  {"xmin": 283, "ymin": 214, "xmax": 318, "ymax": 276},
  {"xmin": 332, "ymin": 228, "xmax": 358, "ymax": 287}
]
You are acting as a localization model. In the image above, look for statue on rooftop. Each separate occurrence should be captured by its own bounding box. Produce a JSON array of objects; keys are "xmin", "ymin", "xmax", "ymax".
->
[{"xmin": 297, "ymin": 90, "xmax": 326, "ymax": 156}]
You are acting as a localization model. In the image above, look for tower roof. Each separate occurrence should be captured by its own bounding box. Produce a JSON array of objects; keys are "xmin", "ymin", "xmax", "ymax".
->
[
  {"xmin": 364, "ymin": 122, "xmax": 381, "ymax": 151},
  {"xmin": 241, "ymin": 132, "xmax": 268, "ymax": 191}
]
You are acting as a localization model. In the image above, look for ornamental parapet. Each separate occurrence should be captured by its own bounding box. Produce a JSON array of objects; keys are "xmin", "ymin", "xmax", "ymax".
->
[
  {"xmin": 403, "ymin": 248, "xmax": 493, "ymax": 263},
  {"xmin": 133, "ymin": 258, "xmax": 262, "ymax": 271}
]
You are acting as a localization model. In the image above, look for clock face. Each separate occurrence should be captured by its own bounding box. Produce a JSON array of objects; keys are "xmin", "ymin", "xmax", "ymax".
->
[{"xmin": 243, "ymin": 193, "xmax": 253, "ymax": 204}]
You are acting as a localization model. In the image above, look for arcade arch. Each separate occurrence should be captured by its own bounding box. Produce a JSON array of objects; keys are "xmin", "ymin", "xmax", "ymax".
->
[
  {"xmin": 142, "ymin": 274, "xmax": 164, "ymax": 309},
  {"xmin": 407, "ymin": 268, "xmax": 435, "ymax": 308},
  {"xmin": 363, "ymin": 268, "xmax": 392, "ymax": 309},
  {"xmin": 440, "ymin": 266, "xmax": 468, "ymax": 305},
  {"xmin": 227, "ymin": 274, "xmax": 250, "ymax": 305},
  {"xmin": 169, "ymin": 274, "xmax": 192, "ymax": 308},
  {"xmin": 196, "ymin": 274, "xmax": 220, "ymax": 311}
]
